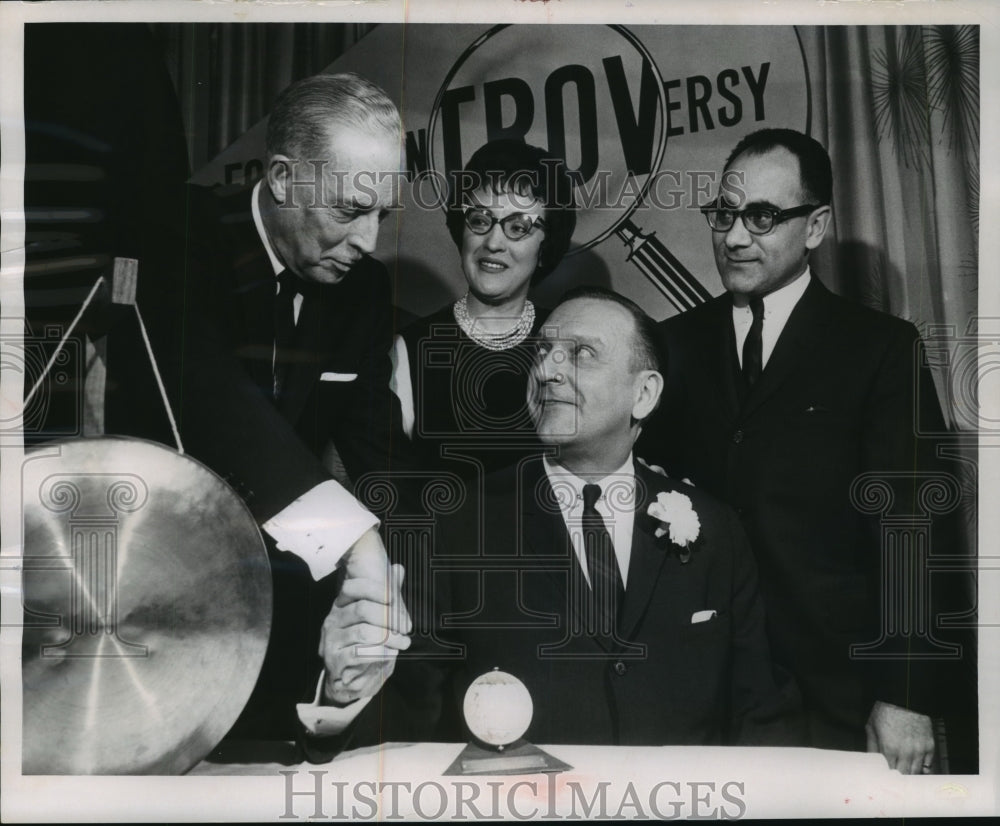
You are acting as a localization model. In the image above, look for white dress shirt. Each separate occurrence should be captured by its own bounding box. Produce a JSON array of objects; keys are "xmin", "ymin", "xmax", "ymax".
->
[
  {"xmin": 542, "ymin": 454, "xmax": 636, "ymax": 587},
  {"xmin": 732, "ymin": 268, "xmax": 811, "ymax": 369}
]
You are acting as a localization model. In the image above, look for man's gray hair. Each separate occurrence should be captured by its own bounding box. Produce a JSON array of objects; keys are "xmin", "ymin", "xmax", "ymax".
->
[{"xmin": 265, "ymin": 72, "xmax": 401, "ymax": 162}]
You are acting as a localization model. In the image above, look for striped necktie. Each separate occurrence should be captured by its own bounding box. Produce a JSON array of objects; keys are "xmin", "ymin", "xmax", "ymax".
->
[{"xmin": 582, "ymin": 483, "xmax": 624, "ymax": 634}]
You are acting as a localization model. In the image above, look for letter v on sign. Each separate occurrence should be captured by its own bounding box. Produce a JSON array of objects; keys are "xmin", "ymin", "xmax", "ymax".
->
[{"xmin": 603, "ymin": 55, "xmax": 660, "ymax": 177}]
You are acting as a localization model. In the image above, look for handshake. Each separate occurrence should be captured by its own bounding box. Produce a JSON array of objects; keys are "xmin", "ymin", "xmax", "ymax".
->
[{"xmin": 319, "ymin": 529, "xmax": 412, "ymax": 705}]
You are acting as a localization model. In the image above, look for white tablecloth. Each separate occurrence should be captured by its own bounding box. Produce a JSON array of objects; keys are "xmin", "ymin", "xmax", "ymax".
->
[{"xmin": 191, "ymin": 741, "xmax": 909, "ymax": 820}]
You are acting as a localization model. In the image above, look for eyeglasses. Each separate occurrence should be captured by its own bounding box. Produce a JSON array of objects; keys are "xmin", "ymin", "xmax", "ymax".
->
[
  {"xmin": 700, "ymin": 203, "xmax": 821, "ymax": 235},
  {"xmin": 463, "ymin": 205, "xmax": 546, "ymax": 241}
]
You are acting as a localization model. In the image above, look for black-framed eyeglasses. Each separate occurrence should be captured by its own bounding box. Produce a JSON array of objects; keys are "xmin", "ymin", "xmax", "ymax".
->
[
  {"xmin": 463, "ymin": 205, "xmax": 546, "ymax": 241},
  {"xmin": 700, "ymin": 203, "xmax": 821, "ymax": 235}
]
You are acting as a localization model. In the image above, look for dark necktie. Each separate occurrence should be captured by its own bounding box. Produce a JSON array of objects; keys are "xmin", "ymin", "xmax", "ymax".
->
[
  {"xmin": 741, "ymin": 295, "xmax": 765, "ymax": 389},
  {"xmin": 582, "ymin": 483, "xmax": 624, "ymax": 634},
  {"xmin": 273, "ymin": 270, "xmax": 298, "ymax": 399}
]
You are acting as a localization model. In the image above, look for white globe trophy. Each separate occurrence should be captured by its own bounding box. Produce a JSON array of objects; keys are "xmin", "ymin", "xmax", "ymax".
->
[
  {"xmin": 445, "ymin": 668, "xmax": 571, "ymax": 776},
  {"xmin": 464, "ymin": 669, "xmax": 533, "ymax": 748}
]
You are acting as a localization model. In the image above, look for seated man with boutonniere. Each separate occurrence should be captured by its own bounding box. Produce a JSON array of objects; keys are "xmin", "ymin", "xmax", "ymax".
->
[{"xmin": 424, "ymin": 287, "xmax": 801, "ymax": 746}]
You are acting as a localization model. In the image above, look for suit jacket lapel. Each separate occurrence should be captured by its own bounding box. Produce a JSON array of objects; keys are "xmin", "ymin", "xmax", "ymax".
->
[
  {"xmin": 219, "ymin": 185, "xmax": 326, "ymax": 424},
  {"xmin": 619, "ymin": 464, "xmax": 672, "ymax": 638},
  {"xmin": 520, "ymin": 458, "xmax": 613, "ymax": 653},
  {"xmin": 696, "ymin": 296, "xmax": 741, "ymax": 423},
  {"xmin": 739, "ymin": 277, "xmax": 830, "ymax": 420},
  {"xmin": 226, "ymin": 205, "xmax": 277, "ymax": 396}
]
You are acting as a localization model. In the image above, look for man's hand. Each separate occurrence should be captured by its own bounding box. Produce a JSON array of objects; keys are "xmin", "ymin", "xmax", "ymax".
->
[
  {"xmin": 319, "ymin": 529, "xmax": 412, "ymax": 705},
  {"xmin": 865, "ymin": 700, "xmax": 935, "ymax": 774},
  {"xmin": 342, "ymin": 527, "xmax": 397, "ymax": 582}
]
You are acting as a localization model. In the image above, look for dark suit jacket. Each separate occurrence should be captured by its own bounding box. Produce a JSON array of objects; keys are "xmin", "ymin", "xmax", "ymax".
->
[
  {"xmin": 106, "ymin": 183, "xmax": 409, "ymax": 738},
  {"xmin": 411, "ymin": 457, "xmax": 800, "ymax": 747},
  {"xmin": 123, "ymin": 184, "xmax": 405, "ymax": 519},
  {"xmin": 637, "ymin": 276, "xmax": 969, "ymax": 751}
]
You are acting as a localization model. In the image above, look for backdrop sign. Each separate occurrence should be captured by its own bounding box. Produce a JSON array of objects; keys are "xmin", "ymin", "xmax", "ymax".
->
[{"xmin": 192, "ymin": 24, "xmax": 809, "ymax": 318}]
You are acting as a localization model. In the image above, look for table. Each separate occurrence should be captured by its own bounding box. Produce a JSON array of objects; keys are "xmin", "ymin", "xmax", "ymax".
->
[{"xmin": 192, "ymin": 741, "xmax": 906, "ymax": 819}]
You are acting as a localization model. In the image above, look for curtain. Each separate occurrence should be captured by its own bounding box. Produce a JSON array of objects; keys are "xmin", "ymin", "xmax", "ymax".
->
[
  {"xmin": 800, "ymin": 24, "xmax": 979, "ymax": 585},
  {"xmin": 149, "ymin": 23, "xmax": 377, "ymax": 173},
  {"xmin": 799, "ymin": 25, "xmax": 979, "ymax": 431}
]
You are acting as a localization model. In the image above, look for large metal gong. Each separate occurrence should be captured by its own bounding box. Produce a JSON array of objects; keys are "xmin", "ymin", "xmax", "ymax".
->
[{"xmin": 20, "ymin": 437, "xmax": 272, "ymax": 774}]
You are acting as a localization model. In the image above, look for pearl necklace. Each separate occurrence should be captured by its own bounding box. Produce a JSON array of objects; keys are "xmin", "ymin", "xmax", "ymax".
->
[{"xmin": 453, "ymin": 294, "xmax": 535, "ymax": 352}]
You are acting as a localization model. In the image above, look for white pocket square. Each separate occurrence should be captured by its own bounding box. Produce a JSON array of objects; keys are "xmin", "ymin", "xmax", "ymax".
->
[
  {"xmin": 691, "ymin": 609, "xmax": 717, "ymax": 624},
  {"xmin": 320, "ymin": 372, "xmax": 358, "ymax": 382}
]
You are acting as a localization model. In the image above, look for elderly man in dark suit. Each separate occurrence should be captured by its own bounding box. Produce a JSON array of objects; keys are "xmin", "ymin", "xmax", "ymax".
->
[
  {"xmin": 111, "ymin": 73, "xmax": 412, "ymax": 741},
  {"xmin": 413, "ymin": 288, "xmax": 798, "ymax": 746},
  {"xmin": 637, "ymin": 128, "xmax": 969, "ymax": 772}
]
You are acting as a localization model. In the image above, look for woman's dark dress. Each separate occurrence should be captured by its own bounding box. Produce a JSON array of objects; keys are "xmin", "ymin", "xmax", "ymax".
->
[{"xmin": 400, "ymin": 304, "xmax": 547, "ymax": 479}]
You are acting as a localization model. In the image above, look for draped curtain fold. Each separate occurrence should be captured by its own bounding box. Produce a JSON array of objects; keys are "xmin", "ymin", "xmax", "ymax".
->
[
  {"xmin": 800, "ymin": 25, "xmax": 979, "ymax": 558},
  {"xmin": 799, "ymin": 25, "xmax": 979, "ymax": 432},
  {"xmin": 150, "ymin": 23, "xmax": 377, "ymax": 173}
]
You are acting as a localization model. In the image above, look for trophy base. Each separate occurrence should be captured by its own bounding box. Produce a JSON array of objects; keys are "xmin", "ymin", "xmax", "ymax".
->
[{"xmin": 444, "ymin": 739, "xmax": 572, "ymax": 776}]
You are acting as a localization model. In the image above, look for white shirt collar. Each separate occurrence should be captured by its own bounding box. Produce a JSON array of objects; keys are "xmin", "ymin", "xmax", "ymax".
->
[
  {"xmin": 732, "ymin": 267, "xmax": 811, "ymax": 368},
  {"xmin": 255, "ymin": 180, "xmax": 304, "ymax": 327},
  {"xmin": 251, "ymin": 180, "xmax": 286, "ymax": 277},
  {"xmin": 542, "ymin": 453, "xmax": 636, "ymax": 503},
  {"xmin": 542, "ymin": 453, "xmax": 636, "ymax": 586},
  {"xmin": 758, "ymin": 266, "xmax": 810, "ymax": 319}
]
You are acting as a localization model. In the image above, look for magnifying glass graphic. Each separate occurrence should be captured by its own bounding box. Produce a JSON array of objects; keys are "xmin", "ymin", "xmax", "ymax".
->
[{"xmin": 426, "ymin": 23, "xmax": 712, "ymax": 312}]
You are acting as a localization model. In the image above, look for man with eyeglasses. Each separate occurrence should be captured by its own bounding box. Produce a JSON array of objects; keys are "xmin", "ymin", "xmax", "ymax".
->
[
  {"xmin": 637, "ymin": 128, "xmax": 969, "ymax": 772},
  {"xmin": 392, "ymin": 287, "xmax": 800, "ymax": 749}
]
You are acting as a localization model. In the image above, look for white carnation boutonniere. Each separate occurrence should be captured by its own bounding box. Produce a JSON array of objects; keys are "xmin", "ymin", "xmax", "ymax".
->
[{"xmin": 647, "ymin": 491, "xmax": 701, "ymax": 563}]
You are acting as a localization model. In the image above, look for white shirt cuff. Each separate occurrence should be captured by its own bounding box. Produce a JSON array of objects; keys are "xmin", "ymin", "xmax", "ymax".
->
[
  {"xmin": 262, "ymin": 480, "xmax": 379, "ymax": 580},
  {"xmin": 296, "ymin": 672, "xmax": 373, "ymax": 737}
]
